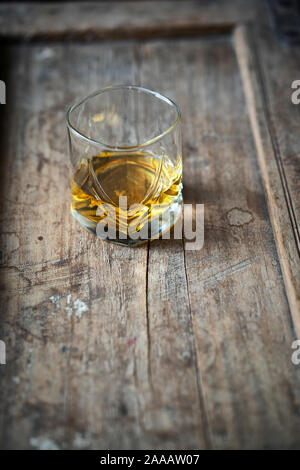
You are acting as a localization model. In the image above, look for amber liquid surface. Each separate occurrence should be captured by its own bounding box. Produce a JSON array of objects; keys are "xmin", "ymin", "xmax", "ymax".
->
[{"xmin": 71, "ymin": 151, "xmax": 182, "ymax": 241}]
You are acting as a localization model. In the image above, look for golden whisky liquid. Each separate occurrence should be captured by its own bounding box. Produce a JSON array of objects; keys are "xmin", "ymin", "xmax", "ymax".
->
[{"xmin": 71, "ymin": 151, "xmax": 182, "ymax": 243}]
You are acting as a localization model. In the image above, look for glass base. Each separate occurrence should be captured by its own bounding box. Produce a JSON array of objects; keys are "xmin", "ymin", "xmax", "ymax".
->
[{"xmin": 71, "ymin": 194, "xmax": 183, "ymax": 247}]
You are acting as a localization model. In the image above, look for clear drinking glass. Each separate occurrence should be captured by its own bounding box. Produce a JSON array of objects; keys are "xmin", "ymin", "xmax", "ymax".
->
[{"xmin": 66, "ymin": 85, "xmax": 183, "ymax": 247}]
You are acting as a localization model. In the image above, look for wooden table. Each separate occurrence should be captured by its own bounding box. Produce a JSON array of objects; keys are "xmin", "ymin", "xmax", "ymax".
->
[{"xmin": 1, "ymin": 0, "xmax": 300, "ymax": 450}]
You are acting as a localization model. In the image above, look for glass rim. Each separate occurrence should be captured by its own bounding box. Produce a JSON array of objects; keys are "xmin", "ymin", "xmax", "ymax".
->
[{"xmin": 66, "ymin": 85, "xmax": 181, "ymax": 151}]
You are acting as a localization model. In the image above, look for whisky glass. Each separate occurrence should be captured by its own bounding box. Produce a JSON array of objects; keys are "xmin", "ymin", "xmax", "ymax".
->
[{"xmin": 66, "ymin": 85, "xmax": 182, "ymax": 246}]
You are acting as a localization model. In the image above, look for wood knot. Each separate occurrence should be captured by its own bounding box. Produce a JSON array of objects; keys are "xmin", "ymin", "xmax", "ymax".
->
[{"xmin": 226, "ymin": 207, "xmax": 254, "ymax": 227}]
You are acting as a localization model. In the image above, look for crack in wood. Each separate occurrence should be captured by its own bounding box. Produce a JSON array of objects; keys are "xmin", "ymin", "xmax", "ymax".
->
[{"xmin": 182, "ymin": 238, "xmax": 213, "ymax": 449}]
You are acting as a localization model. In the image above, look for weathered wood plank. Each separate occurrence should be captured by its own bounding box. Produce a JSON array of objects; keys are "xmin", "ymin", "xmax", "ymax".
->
[
  {"xmin": 255, "ymin": 16, "xmax": 300, "ymax": 314},
  {"xmin": 234, "ymin": 25, "xmax": 300, "ymax": 339},
  {"xmin": 0, "ymin": 0, "xmax": 260, "ymax": 41},
  {"xmin": 173, "ymin": 35, "xmax": 300, "ymax": 448},
  {"xmin": 0, "ymin": 43, "xmax": 148, "ymax": 449},
  {"xmin": 138, "ymin": 37, "xmax": 300, "ymax": 448}
]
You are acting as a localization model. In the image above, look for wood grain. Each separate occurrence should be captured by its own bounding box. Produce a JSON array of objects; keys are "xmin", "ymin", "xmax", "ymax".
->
[
  {"xmin": 234, "ymin": 25, "xmax": 300, "ymax": 340},
  {"xmin": 0, "ymin": 0, "xmax": 260, "ymax": 41},
  {"xmin": 166, "ymin": 36, "xmax": 300, "ymax": 449},
  {"xmin": 1, "ymin": 0, "xmax": 300, "ymax": 450}
]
